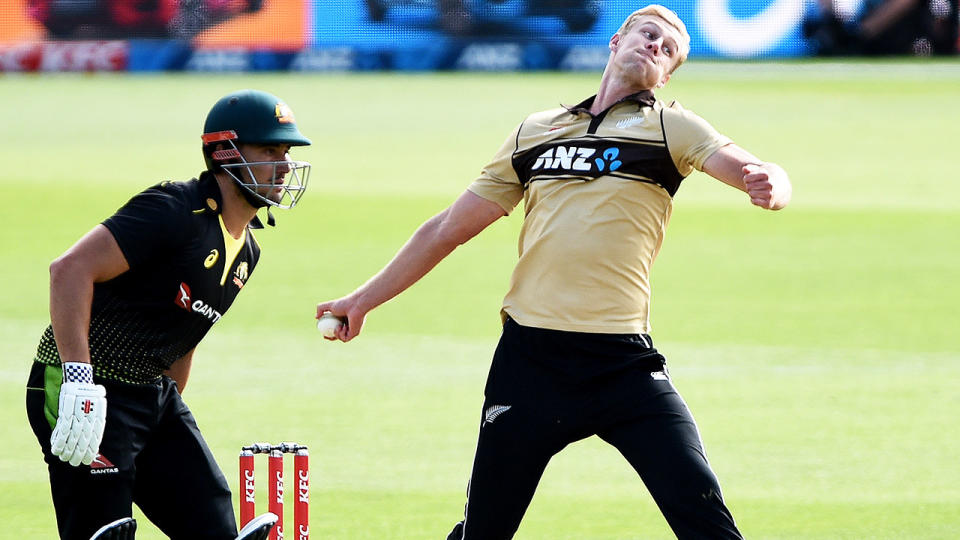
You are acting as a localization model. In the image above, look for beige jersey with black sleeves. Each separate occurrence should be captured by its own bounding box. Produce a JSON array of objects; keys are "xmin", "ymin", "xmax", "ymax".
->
[{"xmin": 468, "ymin": 93, "xmax": 730, "ymax": 334}]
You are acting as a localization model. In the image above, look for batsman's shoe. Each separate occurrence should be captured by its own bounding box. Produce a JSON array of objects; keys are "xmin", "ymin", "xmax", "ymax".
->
[
  {"xmin": 89, "ymin": 517, "xmax": 136, "ymax": 540},
  {"xmin": 50, "ymin": 362, "xmax": 107, "ymax": 467},
  {"xmin": 236, "ymin": 512, "xmax": 278, "ymax": 540}
]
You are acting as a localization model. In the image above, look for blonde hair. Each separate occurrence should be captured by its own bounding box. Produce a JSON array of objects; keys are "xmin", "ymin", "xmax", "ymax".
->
[{"xmin": 616, "ymin": 5, "xmax": 690, "ymax": 72}]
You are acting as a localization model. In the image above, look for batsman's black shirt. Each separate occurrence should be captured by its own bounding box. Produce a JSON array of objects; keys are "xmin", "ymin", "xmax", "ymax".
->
[{"xmin": 34, "ymin": 172, "xmax": 261, "ymax": 383}]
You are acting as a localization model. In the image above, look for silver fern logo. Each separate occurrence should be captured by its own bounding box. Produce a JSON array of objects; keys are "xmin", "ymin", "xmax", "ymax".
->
[
  {"xmin": 483, "ymin": 405, "xmax": 512, "ymax": 425},
  {"xmin": 616, "ymin": 115, "xmax": 645, "ymax": 129}
]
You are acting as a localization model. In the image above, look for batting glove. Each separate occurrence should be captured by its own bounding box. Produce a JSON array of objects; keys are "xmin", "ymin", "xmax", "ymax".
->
[{"xmin": 50, "ymin": 362, "xmax": 107, "ymax": 467}]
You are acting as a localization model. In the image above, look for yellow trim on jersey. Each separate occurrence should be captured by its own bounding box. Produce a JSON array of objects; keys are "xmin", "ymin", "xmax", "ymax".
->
[{"xmin": 218, "ymin": 215, "xmax": 246, "ymax": 286}]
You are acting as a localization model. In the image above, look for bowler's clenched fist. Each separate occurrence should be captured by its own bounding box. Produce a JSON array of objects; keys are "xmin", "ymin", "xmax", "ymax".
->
[{"xmin": 743, "ymin": 163, "xmax": 791, "ymax": 210}]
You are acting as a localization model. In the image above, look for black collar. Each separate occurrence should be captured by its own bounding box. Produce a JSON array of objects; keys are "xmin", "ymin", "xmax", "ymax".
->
[
  {"xmin": 197, "ymin": 171, "xmax": 265, "ymax": 229},
  {"xmin": 197, "ymin": 171, "xmax": 224, "ymax": 214},
  {"xmin": 564, "ymin": 90, "xmax": 656, "ymax": 117}
]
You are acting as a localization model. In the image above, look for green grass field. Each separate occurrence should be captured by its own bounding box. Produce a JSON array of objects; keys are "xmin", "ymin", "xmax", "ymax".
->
[{"xmin": 1, "ymin": 62, "xmax": 958, "ymax": 539}]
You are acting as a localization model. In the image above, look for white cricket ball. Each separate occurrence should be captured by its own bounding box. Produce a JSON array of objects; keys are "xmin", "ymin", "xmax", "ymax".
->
[{"xmin": 317, "ymin": 312, "xmax": 343, "ymax": 338}]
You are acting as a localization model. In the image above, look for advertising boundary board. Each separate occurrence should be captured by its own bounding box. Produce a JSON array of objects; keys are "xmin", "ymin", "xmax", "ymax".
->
[{"xmin": 0, "ymin": 0, "xmax": 825, "ymax": 72}]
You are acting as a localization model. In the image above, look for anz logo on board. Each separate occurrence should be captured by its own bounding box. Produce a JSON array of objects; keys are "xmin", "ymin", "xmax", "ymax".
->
[{"xmin": 531, "ymin": 146, "xmax": 622, "ymax": 173}]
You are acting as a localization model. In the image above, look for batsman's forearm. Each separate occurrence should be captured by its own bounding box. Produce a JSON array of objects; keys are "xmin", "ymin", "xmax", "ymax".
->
[{"xmin": 48, "ymin": 258, "xmax": 95, "ymax": 365}]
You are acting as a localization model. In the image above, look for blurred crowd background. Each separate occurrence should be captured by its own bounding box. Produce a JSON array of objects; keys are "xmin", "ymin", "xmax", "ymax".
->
[
  {"xmin": 0, "ymin": 1, "xmax": 957, "ymax": 71},
  {"xmin": 803, "ymin": 0, "xmax": 958, "ymax": 55}
]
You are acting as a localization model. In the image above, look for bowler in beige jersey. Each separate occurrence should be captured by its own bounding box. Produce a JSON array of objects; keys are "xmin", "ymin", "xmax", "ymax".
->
[{"xmin": 317, "ymin": 5, "xmax": 791, "ymax": 539}]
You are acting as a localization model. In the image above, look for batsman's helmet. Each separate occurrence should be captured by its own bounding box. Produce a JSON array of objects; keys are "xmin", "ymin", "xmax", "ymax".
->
[{"xmin": 202, "ymin": 89, "xmax": 311, "ymax": 211}]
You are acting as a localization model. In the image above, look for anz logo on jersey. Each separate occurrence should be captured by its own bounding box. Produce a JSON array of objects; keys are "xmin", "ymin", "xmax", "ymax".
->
[
  {"xmin": 530, "ymin": 145, "xmax": 622, "ymax": 173},
  {"xmin": 174, "ymin": 282, "xmax": 223, "ymax": 323}
]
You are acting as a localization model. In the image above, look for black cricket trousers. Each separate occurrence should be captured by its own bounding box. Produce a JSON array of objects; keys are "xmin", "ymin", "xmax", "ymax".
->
[
  {"xmin": 26, "ymin": 361, "xmax": 237, "ymax": 540},
  {"xmin": 446, "ymin": 318, "xmax": 742, "ymax": 539}
]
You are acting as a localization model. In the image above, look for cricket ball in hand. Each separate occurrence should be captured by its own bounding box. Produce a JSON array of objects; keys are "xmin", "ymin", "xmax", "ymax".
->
[{"xmin": 317, "ymin": 312, "xmax": 343, "ymax": 338}]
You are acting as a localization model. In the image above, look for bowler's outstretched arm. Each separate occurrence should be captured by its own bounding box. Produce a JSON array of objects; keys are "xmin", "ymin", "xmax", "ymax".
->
[{"xmin": 316, "ymin": 190, "xmax": 506, "ymax": 341}]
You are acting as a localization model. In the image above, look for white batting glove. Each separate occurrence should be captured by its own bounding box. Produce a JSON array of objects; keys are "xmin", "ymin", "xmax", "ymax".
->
[{"xmin": 50, "ymin": 362, "xmax": 107, "ymax": 467}]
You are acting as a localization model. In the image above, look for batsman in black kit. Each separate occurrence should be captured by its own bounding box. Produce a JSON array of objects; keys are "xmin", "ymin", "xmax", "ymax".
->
[{"xmin": 25, "ymin": 89, "xmax": 311, "ymax": 540}]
